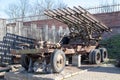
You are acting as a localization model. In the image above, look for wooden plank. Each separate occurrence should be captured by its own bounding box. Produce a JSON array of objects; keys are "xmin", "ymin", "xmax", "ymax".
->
[{"xmin": 15, "ymin": 49, "xmax": 46, "ymax": 54}]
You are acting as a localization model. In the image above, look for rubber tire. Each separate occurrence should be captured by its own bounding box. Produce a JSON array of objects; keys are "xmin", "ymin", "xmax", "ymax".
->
[
  {"xmin": 89, "ymin": 49, "xmax": 101, "ymax": 64},
  {"xmin": 51, "ymin": 49, "xmax": 66, "ymax": 73},
  {"xmin": 99, "ymin": 48, "xmax": 108, "ymax": 62},
  {"xmin": 92, "ymin": 49, "xmax": 101, "ymax": 64},
  {"xmin": 89, "ymin": 50, "xmax": 94, "ymax": 64},
  {"xmin": 21, "ymin": 54, "xmax": 30, "ymax": 70}
]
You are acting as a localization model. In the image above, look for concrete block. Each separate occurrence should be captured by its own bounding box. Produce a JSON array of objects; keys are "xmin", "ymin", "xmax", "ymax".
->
[{"xmin": 72, "ymin": 54, "xmax": 81, "ymax": 67}]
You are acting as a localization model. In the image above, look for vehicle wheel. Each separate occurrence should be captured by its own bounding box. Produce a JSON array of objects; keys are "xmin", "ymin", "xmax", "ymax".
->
[
  {"xmin": 89, "ymin": 49, "xmax": 101, "ymax": 64},
  {"xmin": 99, "ymin": 48, "xmax": 108, "ymax": 62},
  {"xmin": 93, "ymin": 49, "xmax": 101, "ymax": 64},
  {"xmin": 21, "ymin": 54, "xmax": 30, "ymax": 70},
  {"xmin": 51, "ymin": 49, "xmax": 66, "ymax": 73},
  {"xmin": 89, "ymin": 50, "xmax": 94, "ymax": 64}
]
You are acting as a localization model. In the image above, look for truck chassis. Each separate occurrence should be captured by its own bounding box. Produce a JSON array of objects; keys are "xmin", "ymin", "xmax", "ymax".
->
[{"xmin": 12, "ymin": 6, "xmax": 111, "ymax": 73}]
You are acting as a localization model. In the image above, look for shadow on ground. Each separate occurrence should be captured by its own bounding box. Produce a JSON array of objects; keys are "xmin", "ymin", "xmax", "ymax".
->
[
  {"xmin": 79, "ymin": 64, "xmax": 120, "ymax": 74},
  {"xmin": 89, "ymin": 66, "xmax": 120, "ymax": 74}
]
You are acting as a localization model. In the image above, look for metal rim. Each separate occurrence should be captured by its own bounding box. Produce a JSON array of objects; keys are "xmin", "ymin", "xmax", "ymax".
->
[
  {"xmin": 51, "ymin": 50, "xmax": 66, "ymax": 73},
  {"xmin": 53, "ymin": 53, "xmax": 65, "ymax": 71},
  {"xmin": 56, "ymin": 54, "xmax": 64, "ymax": 69},
  {"xmin": 97, "ymin": 52, "xmax": 101, "ymax": 61},
  {"xmin": 93, "ymin": 49, "xmax": 101, "ymax": 64}
]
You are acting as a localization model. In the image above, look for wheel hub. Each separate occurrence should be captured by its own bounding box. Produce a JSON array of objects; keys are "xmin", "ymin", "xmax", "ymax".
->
[{"xmin": 56, "ymin": 54, "xmax": 64, "ymax": 68}]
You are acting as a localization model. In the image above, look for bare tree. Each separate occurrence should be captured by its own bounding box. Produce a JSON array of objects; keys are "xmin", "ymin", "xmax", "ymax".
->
[
  {"xmin": 18, "ymin": 0, "xmax": 30, "ymax": 18},
  {"xmin": 5, "ymin": 0, "xmax": 67, "ymax": 19},
  {"xmin": 54, "ymin": 0, "xmax": 67, "ymax": 9},
  {"xmin": 5, "ymin": 4, "xmax": 20, "ymax": 19},
  {"xmin": 44, "ymin": 0, "xmax": 54, "ymax": 10},
  {"xmin": 99, "ymin": 0, "xmax": 118, "ymax": 13},
  {"xmin": 30, "ymin": 0, "xmax": 45, "ymax": 16},
  {"xmin": 31, "ymin": 0, "xmax": 67, "ymax": 16},
  {"xmin": 5, "ymin": 0, "xmax": 30, "ymax": 20}
]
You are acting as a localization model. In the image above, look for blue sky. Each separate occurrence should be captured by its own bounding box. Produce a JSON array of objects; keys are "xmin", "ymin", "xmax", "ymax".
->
[{"xmin": 0, "ymin": 0, "xmax": 119, "ymax": 18}]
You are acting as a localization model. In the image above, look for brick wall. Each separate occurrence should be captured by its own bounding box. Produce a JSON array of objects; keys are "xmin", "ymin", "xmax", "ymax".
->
[
  {"xmin": 94, "ymin": 11, "xmax": 120, "ymax": 38},
  {"xmin": 6, "ymin": 11, "xmax": 120, "ymax": 40},
  {"xmin": 94, "ymin": 11, "xmax": 120, "ymax": 27}
]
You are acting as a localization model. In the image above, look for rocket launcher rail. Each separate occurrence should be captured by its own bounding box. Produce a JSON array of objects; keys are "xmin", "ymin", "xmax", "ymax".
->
[{"xmin": 44, "ymin": 6, "xmax": 111, "ymax": 45}]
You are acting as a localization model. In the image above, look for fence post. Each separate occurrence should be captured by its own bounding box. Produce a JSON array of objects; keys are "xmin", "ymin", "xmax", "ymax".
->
[
  {"xmin": 66, "ymin": 27, "xmax": 70, "ymax": 35},
  {"xmin": 0, "ymin": 19, "xmax": 6, "ymax": 41},
  {"xmin": 45, "ymin": 25, "xmax": 48, "ymax": 41},
  {"xmin": 15, "ymin": 21, "xmax": 23, "ymax": 36},
  {"xmin": 58, "ymin": 26, "xmax": 63, "ymax": 42},
  {"xmin": 39, "ymin": 27, "xmax": 43, "ymax": 40},
  {"xmin": 52, "ymin": 25, "xmax": 56, "ymax": 43},
  {"xmin": 31, "ymin": 23, "xmax": 37, "ymax": 39}
]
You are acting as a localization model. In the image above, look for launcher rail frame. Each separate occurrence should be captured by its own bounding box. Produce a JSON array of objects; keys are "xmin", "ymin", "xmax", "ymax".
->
[{"xmin": 44, "ymin": 6, "xmax": 111, "ymax": 45}]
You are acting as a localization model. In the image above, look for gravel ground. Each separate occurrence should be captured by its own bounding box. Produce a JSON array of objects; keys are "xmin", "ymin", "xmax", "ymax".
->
[{"xmin": 65, "ymin": 64, "xmax": 120, "ymax": 80}]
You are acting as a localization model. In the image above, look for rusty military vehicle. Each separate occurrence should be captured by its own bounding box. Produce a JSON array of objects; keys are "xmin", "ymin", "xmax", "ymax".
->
[{"xmin": 12, "ymin": 6, "xmax": 111, "ymax": 73}]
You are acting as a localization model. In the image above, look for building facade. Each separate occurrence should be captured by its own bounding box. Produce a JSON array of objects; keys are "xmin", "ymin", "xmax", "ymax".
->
[{"xmin": 0, "ymin": 11, "xmax": 120, "ymax": 42}]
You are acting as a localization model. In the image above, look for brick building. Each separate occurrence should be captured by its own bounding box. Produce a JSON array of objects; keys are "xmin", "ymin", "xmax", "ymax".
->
[
  {"xmin": 5, "ymin": 19, "xmax": 69, "ymax": 43},
  {"xmin": 0, "ymin": 11, "xmax": 120, "ymax": 41},
  {"xmin": 94, "ymin": 11, "xmax": 120, "ymax": 38}
]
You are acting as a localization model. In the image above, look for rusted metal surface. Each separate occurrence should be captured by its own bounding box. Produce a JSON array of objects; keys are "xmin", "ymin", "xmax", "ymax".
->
[
  {"xmin": 15, "ymin": 49, "xmax": 46, "ymax": 54},
  {"xmin": 44, "ymin": 6, "xmax": 111, "ymax": 46},
  {"xmin": 13, "ymin": 6, "xmax": 111, "ymax": 55},
  {"xmin": 11, "ymin": 6, "xmax": 111, "ymax": 73}
]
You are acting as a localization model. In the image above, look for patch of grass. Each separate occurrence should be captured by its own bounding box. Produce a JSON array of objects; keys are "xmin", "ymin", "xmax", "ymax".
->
[
  {"xmin": 100, "ymin": 35, "xmax": 120, "ymax": 59},
  {"xmin": 102, "ymin": 59, "xmax": 116, "ymax": 64}
]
